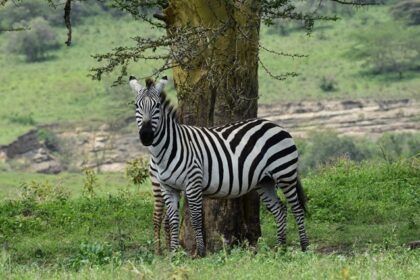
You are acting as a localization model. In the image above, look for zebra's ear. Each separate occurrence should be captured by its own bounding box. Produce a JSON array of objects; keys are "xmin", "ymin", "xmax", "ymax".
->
[
  {"xmin": 155, "ymin": 76, "xmax": 168, "ymax": 95},
  {"xmin": 129, "ymin": 75, "xmax": 144, "ymax": 94}
]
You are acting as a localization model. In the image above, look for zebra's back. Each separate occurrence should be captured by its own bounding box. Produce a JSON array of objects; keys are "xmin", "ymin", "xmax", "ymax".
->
[{"xmin": 187, "ymin": 118, "xmax": 299, "ymax": 198}]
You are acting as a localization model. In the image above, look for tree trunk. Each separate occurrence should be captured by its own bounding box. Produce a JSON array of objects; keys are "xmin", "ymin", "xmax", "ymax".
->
[{"xmin": 164, "ymin": 0, "xmax": 261, "ymax": 254}]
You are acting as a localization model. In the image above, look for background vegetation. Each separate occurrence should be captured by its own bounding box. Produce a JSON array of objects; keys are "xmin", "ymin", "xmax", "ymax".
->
[{"xmin": 0, "ymin": 1, "xmax": 419, "ymax": 144}]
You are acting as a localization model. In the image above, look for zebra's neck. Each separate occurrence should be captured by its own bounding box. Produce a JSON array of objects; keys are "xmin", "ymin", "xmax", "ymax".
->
[{"xmin": 148, "ymin": 93, "xmax": 181, "ymax": 164}]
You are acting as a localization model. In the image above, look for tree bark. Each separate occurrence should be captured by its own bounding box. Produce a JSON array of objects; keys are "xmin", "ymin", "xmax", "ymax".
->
[{"xmin": 164, "ymin": 0, "xmax": 261, "ymax": 254}]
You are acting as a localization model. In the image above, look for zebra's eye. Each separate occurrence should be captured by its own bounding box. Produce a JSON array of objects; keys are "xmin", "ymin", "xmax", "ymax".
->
[{"xmin": 156, "ymin": 103, "xmax": 160, "ymax": 109}]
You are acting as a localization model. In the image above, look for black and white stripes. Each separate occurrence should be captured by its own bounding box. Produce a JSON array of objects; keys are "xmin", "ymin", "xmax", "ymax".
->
[{"xmin": 130, "ymin": 76, "xmax": 309, "ymax": 256}]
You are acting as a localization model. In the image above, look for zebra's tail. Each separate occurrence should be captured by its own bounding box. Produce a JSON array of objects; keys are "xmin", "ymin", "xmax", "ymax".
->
[{"xmin": 296, "ymin": 177, "xmax": 307, "ymax": 214}]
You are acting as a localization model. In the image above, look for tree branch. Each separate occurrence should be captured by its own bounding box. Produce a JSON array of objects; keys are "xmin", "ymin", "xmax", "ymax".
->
[
  {"xmin": 64, "ymin": 0, "xmax": 72, "ymax": 46},
  {"xmin": 329, "ymin": 0, "xmax": 380, "ymax": 6}
]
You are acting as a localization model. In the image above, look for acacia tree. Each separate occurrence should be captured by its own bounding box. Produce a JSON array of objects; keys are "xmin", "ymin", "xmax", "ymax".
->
[
  {"xmin": 91, "ymin": 0, "xmax": 372, "ymax": 255},
  {"xmin": 1, "ymin": 0, "xmax": 373, "ymax": 254}
]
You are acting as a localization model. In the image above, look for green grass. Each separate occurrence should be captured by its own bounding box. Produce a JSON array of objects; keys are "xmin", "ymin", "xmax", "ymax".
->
[
  {"xmin": 0, "ymin": 16, "xmax": 167, "ymax": 145},
  {"xmin": 1, "ymin": 5, "xmax": 419, "ymax": 144},
  {"xmin": 1, "ymin": 248, "xmax": 419, "ymax": 279},
  {"xmin": 0, "ymin": 158, "xmax": 419, "ymax": 278},
  {"xmin": 0, "ymin": 170, "xmax": 148, "ymax": 201}
]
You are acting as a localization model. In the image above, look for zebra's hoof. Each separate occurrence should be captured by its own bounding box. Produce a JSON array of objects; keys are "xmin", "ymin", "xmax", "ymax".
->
[
  {"xmin": 301, "ymin": 242, "xmax": 309, "ymax": 252},
  {"xmin": 194, "ymin": 248, "xmax": 206, "ymax": 258}
]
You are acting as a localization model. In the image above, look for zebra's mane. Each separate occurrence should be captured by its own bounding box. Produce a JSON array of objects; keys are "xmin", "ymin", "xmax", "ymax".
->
[{"xmin": 159, "ymin": 91, "xmax": 178, "ymax": 121}]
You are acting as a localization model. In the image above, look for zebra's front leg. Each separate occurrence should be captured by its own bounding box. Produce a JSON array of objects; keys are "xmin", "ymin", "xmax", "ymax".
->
[
  {"xmin": 257, "ymin": 186, "xmax": 288, "ymax": 246},
  {"xmin": 151, "ymin": 177, "xmax": 165, "ymax": 255},
  {"xmin": 185, "ymin": 185, "xmax": 205, "ymax": 257},
  {"xmin": 162, "ymin": 186, "xmax": 181, "ymax": 251}
]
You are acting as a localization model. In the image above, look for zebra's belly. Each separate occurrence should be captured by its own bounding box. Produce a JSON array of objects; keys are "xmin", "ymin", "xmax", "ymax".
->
[{"xmin": 201, "ymin": 177, "xmax": 260, "ymax": 199}]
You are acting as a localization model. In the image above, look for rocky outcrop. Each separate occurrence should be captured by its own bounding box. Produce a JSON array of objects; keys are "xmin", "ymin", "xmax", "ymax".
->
[
  {"xmin": 1, "ymin": 98, "xmax": 419, "ymax": 173},
  {"xmin": 0, "ymin": 130, "xmax": 62, "ymax": 174},
  {"xmin": 55, "ymin": 128, "xmax": 148, "ymax": 172},
  {"xmin": 2, "ymin": 129, "xmax": 41, "ymax": 158},
  {"xmin": 259, "ymin": 99, "xmax": 419, "ymax": 138}
]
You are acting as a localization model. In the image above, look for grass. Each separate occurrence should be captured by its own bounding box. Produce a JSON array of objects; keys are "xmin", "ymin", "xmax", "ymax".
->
[
  {"xmin": 0, "ymin": 158, "xmax": 419, "ymax": 279},
  {"xmin": 1, "ymin": 248, "xmax": 419, "ymax": 279},
  {"xmin": 0, "ymin": 170, "xmax": 146, "ymax": 201},
  {"xmin": 0, "ymin": 5, "xmax": 419, "ymax": 144}
]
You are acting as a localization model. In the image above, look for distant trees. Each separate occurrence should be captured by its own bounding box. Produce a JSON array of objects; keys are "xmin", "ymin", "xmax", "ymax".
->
[
  {"xmin": 297, "ymin": 131, "xmax": 370, "ymax": 173},
  {"xmin": 348, "ymin": 23, "xmax": 420, "ymax": 78},
  {"xmin": 0, "ymin": 0, "xmax": 111, "ymax": 30},
  {"xmin": 6, "ymin": 17, "xmax": 60, "ymax": 62},
  {"xmin": 391, "ymin": 0, "xmax": 420, "ymax": 25}
]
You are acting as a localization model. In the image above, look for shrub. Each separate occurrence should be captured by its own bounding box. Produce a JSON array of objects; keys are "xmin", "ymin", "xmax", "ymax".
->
[
  {"xmin": 299, "ymin": 131, "xmax": 370, "ymax": 173},
  {"xmin": 378, "ymin": 132, "xmax": 420, "ymax": 161},
  {"xmin": 320, "ymin": 75, "xmax": 338, "ymax": 92},
  {"xmin": 37, "ymin": 128, "xmax": 60, "ymax": 152},
  {"xmin": 6, "ymin": 17, "xmax": 60, "ymax": 62},
  {"xmin": 83, "ymin": 169, "xmax": 98, "ymax": 198},
  {"xmin": 126, "ymin": 156, "xmax": 149, "ymax": 185},
  {"xmin": 19, "ymin": 180, "xmax": 69, "ymax": 203},
  {"xmin": 347, "ymin": 22, "xmax": 420, "ymax": 78},
  {"xmin": 391, "ymin": 0, "xmax": 420, "ymax": 25},
  {"xmin": 8, "ymin": 113, "xmax": 36, "ymax": 126},
  {"xmin": 66, "ymin": 241, "xmax": 116, "ymax": 270}
]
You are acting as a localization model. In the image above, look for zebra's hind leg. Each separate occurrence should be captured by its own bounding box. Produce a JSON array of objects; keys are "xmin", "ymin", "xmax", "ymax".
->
[
  {"xmin": 256, "ymin": 185, "xmax": 288, "ymax": 246},
  {"xmin": 164, "ymin": 211, "xmax": 171, "ymax": 250},
  {"xmin": 151, "ymin": 177, "xmax": 165, "ymax": 255},
  {"xmin": 185, "ymin": 185, "xmax": 205, "ymax": 257},
  {"xmin": 162, "ymin": 186, "xmax": 181, "ymax": 252},
  {"xmin": 277, "ymin": 178, "xmax": 309, "ymax": 251}
]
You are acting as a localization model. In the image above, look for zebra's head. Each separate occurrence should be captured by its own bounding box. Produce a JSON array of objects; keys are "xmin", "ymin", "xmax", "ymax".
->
[{"xmin": 129, "ymin": 75, "xmax": 168, "ymax": 146}]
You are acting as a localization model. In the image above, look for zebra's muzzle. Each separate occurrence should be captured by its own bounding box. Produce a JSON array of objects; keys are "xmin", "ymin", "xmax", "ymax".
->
[{"xmin": 139, "ymin": 121, "xmax": 154, "ymax": 146}]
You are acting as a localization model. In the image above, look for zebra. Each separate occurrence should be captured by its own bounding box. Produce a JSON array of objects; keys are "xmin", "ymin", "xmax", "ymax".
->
[{"xmin": 129, "ymin": 75, "xmax": 309, "ymax": 256}]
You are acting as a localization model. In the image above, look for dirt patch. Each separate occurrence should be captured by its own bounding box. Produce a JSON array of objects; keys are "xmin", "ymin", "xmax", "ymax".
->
[{"xmin": 259, "ymin": 98, "xmax": 420, "ymax": 138}]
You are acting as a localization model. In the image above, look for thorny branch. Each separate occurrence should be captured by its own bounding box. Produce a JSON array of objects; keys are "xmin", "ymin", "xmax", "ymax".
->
[
  {"xmin": 259, "ymin": 58, "xmax": 299, "ymax": 81},
  {"xmin": 88, "ymin": 0, "xmax": 377, "ymax": 84}
]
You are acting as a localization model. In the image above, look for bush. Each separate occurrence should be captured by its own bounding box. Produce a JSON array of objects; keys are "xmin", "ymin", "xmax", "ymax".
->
[
  {"xmin": 299, "ymin": 131, "xmax": 371, "ymax": 173},
  {"xmin": 6, "ymin": 17, "xmax": 60, "ymax": 62},
  {"xmin": 126, "ymin": 156, "xmax": 149, "ymax": 185},
  {"xmin": 378, "ymin": 132, "xmax": 420, "ymax": 161},
  {"xmin": 19, "ymin": 180, "xmax": 69, "ymax": 203},
  {"xmin": 391, "ymin": 0, "xmax": 420, "ymax": 25},
  {"xmin": 66, "ymin": 241, "xmax": 116, "ymax": 270},
  {"xmin": 347, "ymin": 22, "xmax": 420, "ymax": 78},
  {"xmin": 7, "ymin": 113, "xmax": 36, "ymax": 126},
  {"xmin": 319, "ymin": 75, "xmax": 338, "ymax": 92},
  {"xmin": 83, "ymin": 169, "xmax": 98, "ymax": 198},
  {"xmin": 37, "ymin": 128, "xmax": 60, "ymax": 152}
]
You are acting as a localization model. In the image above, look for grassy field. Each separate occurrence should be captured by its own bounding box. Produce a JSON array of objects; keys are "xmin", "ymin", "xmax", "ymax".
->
[
  {"xmin": 0, "ymin": 158, "xmax": 419, "ymax": 279},
  {"xmin": 0, "ymin": 170, "xmax": 139, "ymax": 201},
  {"xmin": 0, "ymin": 4, "xmax": 419, "ymax": 145}
]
